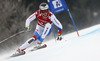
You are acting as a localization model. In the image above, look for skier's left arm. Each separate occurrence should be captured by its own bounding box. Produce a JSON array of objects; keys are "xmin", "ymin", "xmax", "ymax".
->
[{"xmin": 51, "ymin": 14, "xmax": 63, "ymax": 40}]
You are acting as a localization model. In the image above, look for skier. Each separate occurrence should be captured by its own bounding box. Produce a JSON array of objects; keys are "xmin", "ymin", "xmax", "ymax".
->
[{"xmin": 15, "ymin": 2, "xmax": 63, "ymax": 55}]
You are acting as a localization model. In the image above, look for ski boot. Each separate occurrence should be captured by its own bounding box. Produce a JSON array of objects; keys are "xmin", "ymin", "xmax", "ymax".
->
[
  {"xmin": 34, "ymin": 41, "xmax": 42, "ymax": 48},
  {"xmin": 16, "ymin": 49, "xmax": 26, "ymax": 54},
  {"xmin": 57, "ymin": 34, "xmax": 62, "ymax": 41},
  {"xmin": 11, "ymin": 49, "xmax": 26, "ymax": 57},
  {"xmin": 34, "ymin": 41, "xmax": 47, "ymax": 49}
]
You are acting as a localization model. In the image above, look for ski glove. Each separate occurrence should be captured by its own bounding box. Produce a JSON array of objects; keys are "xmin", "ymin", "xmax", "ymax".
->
[
  {"xmin": 57, "ymin": 28, "xmax": 62, "ymax": 40},
  {"xmin": 24, "ymin": 26, "xmax": 30, "ymax": 32},
  {"xmin": 57, "ymin": 34, "xmax": 62, "ymax": 41}
]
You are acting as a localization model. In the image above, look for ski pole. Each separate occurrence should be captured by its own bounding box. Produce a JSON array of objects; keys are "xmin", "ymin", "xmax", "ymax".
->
[{"xmin": 0, "ymin": 30, "xmax": 25, "ymax": 44}]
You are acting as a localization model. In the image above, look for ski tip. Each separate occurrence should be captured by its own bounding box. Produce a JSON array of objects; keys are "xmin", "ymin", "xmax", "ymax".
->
[{"xmin": 10, "ymin": 53, "xmax": 25, "ymax": 57}]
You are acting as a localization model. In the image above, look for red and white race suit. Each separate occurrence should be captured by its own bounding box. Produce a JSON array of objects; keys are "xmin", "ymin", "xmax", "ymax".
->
[
  {"xmin": 19, "ymin": 10, "xmax": 63, "ymax": 50},
  {"xmin": 26, "ymin": 10, "xmax": 62, "ymax": 39},
  {"xmin": 26, "ymin": 10, "xmax": 62, "ymax": 29}
]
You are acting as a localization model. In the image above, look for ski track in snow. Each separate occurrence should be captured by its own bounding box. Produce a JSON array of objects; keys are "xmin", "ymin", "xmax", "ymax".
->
[{"xmin": 0, "ymin": 24, "xmax": 100, "ymax": 61}]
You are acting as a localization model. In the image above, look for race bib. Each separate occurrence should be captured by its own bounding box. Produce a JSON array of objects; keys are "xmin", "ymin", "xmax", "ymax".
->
[{"xmin": 52, "ymin": 0, "xmax": 62, "ymax": 9}]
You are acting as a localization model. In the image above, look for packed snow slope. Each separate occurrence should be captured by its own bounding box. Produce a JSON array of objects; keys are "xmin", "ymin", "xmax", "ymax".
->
[{"xmin": 1, "ymin": 24, "xmax": 100, "ymax": 61}]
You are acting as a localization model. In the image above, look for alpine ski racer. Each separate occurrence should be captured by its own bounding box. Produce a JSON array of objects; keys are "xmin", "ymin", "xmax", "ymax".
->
[{"xmin": 14, "ymin": 2, "xmax": 63, "ymax": 55}]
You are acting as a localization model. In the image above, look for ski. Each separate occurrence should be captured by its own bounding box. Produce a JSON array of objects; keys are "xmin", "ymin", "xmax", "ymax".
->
[
  {"xmin": 10, "ymin": 44, "xmax": 47, "ymax": 58},
  {"xmin": 30, "ymin": 44, "xmax": 47, "ymax": 51},
  {"xmin": 10, "ymin": 52, "xmax": 25, "ymax": 57}
]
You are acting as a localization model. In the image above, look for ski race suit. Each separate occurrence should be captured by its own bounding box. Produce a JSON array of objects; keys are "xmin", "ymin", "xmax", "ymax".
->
[{"xmin": 19, "ymin": 10, "xmax": 63, "ymax": 50}]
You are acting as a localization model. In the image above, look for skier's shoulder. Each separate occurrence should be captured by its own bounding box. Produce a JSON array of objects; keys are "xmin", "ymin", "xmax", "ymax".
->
[
  {"xmin": 35, "ymin": 10, "xmax": 41, "ymax": 16},
  {"xmin": 48, "ymin": 11, "xmax": 56, "ymax": 18},
  {"xmin": 48, "ymin": 10, "xmax": 54, "ymax": 16}
]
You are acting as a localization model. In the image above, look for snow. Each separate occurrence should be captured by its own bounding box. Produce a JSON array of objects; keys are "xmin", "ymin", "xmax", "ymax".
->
[{"xmin": 1, "ymin": 24, "xmax": 100, "ymax": 61}]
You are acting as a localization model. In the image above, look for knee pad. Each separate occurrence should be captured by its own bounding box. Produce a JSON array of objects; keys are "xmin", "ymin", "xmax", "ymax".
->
[
  {"xmin": 28, "ymin": 37, "xmax": 35, "ymax": 44},
  {"xmin": 33, "ymin": 35, "xmax": 37, "ymax": 40}
]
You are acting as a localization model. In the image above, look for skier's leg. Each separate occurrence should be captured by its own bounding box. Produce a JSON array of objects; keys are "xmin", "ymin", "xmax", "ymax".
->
[
  {"xmin": 41, "ymin": 23, "xmax": 52, "ymax": 39},
  {"xmin": 18, "ymin": 25, "xmax": 43, "ymax": 51},
  {"xmin": 14, "ymin": 37, "xmax": 36, "ymax": 55},
  {"xmin": 19, "ymin": 30, "xmax": 41, "ymax": 50},
  {"xmin": 19, "ymin": 37, "xmax": 35, "ymax": 50},
  {"xmin": 38, "ymin": 23, "xmax": 52, "ymax": 42}
]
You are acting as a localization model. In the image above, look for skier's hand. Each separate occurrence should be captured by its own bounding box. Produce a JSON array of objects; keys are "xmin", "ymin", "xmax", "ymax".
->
[
  {"xmin": 24, "ymin": 26, "xmax": 30, "ymax": 32},
  {"xmin": 57, "ymin": 34, "xmax": 62, "ymax": 41}
]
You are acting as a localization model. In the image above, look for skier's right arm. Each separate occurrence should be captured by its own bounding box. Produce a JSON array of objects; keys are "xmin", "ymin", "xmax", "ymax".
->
[
  {"xmin": 25, "ymin": 12, "xmax": 36, "ymax": 28},
  {"xmin": 24, "ymin": 11, "xmax": 37, "ymax": 32}
]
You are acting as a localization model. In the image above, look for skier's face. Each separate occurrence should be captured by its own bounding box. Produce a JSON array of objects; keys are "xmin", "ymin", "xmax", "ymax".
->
[{"xmin": 41, "ymin": 10, "xmax": 48, "ymax": 17}]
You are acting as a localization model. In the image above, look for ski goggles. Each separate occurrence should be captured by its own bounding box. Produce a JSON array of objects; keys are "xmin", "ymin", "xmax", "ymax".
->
[{"xmin": 41, "ymin": 10, "xmax": 48, "ymax": 13}]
